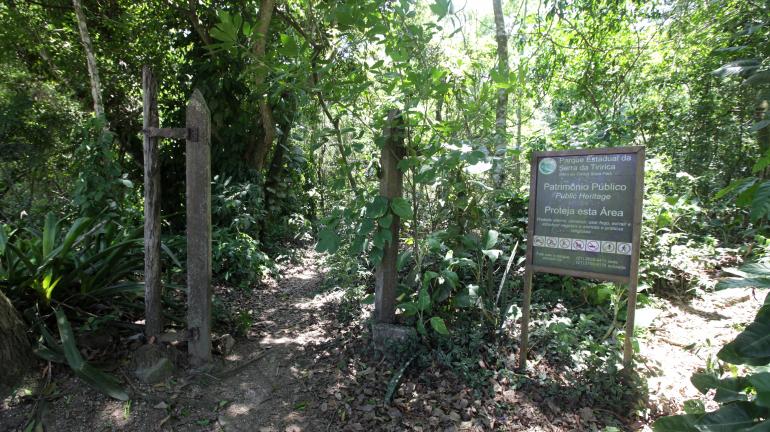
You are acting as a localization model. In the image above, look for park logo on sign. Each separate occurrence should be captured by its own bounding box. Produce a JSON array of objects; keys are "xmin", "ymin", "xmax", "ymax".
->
[{"xmin": 538, "ymin": 157, "xmax": 557, "ymax": 175}]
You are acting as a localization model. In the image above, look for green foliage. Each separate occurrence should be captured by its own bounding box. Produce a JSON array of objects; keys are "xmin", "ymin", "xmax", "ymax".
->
[
  {"xmin": 212, "ymin": 229, "xmax": 272, "ymax": 289},
  {"xmin": 0, "ymin": 213, "xmax": 143, "ymax": 308},
  {"xmin": 1, "ymin": 213, "xmax": 140, "ymax": 401},
  {"xmin": 49, "ymin": 309, "xmax": 129, "ymax": 400},
  {"xmin": 71, "ymin": 118, "xmax": 133, "ymax": 219}
]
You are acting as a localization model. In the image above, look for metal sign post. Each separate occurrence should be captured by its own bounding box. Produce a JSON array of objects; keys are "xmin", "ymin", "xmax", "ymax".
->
[{"xmin": 519, "ymin": 146, "xmax": 644, "ymax": 370}]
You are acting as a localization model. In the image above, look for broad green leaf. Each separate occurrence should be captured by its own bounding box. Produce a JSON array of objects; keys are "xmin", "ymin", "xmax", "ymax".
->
[
  {"xmin": 416, "ymin": 318, "xmax": 426, "ymax": 336},
  {"xmin": 453, "ymin": 287, "xmax": 472, "ymax": 308},
  {"xmin": 379, "ymin": 213, "xmax": 393, "ymax": 229},
  {"xmin": 750, "ymin": 181, "xmax": 770, "ymax": 221},
  {"xmin": 370, "ymin": 246, "xmax": 384, "ymax": 266},
  {"xmin": 714, "ymin": 178, "xmax": 758, "ymax": 201},
  {"xmin": 373, "ymin": 229, "xmax": 392, "ymax": 248},
  {"xmin": 397, "ymin": 250, "xmax": 413, "ymax": 271},
  {"xmin": 483, "ymin": 230, "xmax": 499, "ymax": 249},
  {"xmin": 315, "ymin": 228, "xmax": 339, "ymax": 253},
  {"xmin": 417, "ymin": 287, "xmax": 431, "ymax": 312},
  {"xmin": 735, "ymin": 263, "xmax": 770, "ymax": 276},
  {"xmin": 0, "ymin": 224, "xmax": 8, "ymax": 255},
  {"xmin": 429, "ymin": 317, "xmax": 449, "ymax": 335},
  {"xmin": 744, "ymin": 71, "xmax": 770, "ymax": 87},
  {"xmin": 718, "ymin": 309, "xmax": 770, "ymax": 365},
  {"xmin": 55, "ymin": 309, "xmax": 129, "ymax": 401},
  {"xmin": 751, "ymin": 120, "xmax": 770, "ymax": 133},
  {"xmin": 684, "ymin": 399, "xmax": 706, "ymax": 415},
  {"xmin": 748, "ymin": 372, "xmax": 770, "ymax": 407},
  {"xmin": 694, "ymin": 402, "xmax": 764, "ymax": 431},
  {"xmin": 429, "ymin": 0, "xmax": 450, "ymax": 19},
  {"xmin": 422, "ymin": 271, "xmax": 439, "ymax": 288},
  {"xmin": 398, "ymin": 301, "xmax": 418, "ymax": 316},
  {"xmin": 366, "ymin": 196, "xmax": 389, "ymax": 219},
  {"xmin": 482, "ymin": 249, "xmax": 502, "ymax": 262},
  {"xmin": 58, "ymin": 217, "xmax": 92, "ymax": 257},
  {"xmin": 441, "ymin": 270, "xmax": 459, "ymax": 289},
  {"xmin": 691, "ymin": 373, "xmax": 749, "ymax": 402},
  {"xmin": 391, "ymin": 197, "xmax": 412, "ymax": 219},
  {"xmin": 713, "ymin": 60, "xmax": 760, "ymax": 78},
  {"xmin": 42, "ymin": 212, "xmax": 59, "ymax": 258},
  {"xmin": 653, "ymin": 414, "xmax": 700, "ymax": 432}
]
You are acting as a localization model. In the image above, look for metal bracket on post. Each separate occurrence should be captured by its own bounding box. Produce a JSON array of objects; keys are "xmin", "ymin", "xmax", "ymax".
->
[{"xmin": 144, "ymin": 127, "xmax": 189, "ymax": 140}]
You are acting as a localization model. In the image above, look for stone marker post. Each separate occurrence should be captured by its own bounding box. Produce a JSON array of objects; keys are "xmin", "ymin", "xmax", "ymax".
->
[
  {"xmin": 185, "ymin": 90, "xmax": 212, "ymax": 367},
  {"xmin": 142, "ymin": 66, "xmax": 162, "ymax": 338},
  {"xmin": 375, "ymin": 109, "xmax": 405, "ymax": 324}
]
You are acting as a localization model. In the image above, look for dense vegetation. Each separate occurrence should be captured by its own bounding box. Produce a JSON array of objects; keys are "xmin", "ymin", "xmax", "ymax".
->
[{"xmin": 1, "ymin": 0, "xmax": 770, "ymax": 429}]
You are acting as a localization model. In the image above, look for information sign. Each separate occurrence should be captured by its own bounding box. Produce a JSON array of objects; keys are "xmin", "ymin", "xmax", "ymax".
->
[{"xmin": 519, "ymin": 146, "xmax": 644, "ymax": 371}]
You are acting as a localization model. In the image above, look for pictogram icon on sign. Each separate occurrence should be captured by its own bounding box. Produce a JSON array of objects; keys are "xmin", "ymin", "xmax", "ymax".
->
[
  {"xmin": 601, "ymin": 241, "xmax": 616, "ymax": 254},
  {"xmin": 617, "ymin": 242, "xmax": 632, "ymax": 255}
]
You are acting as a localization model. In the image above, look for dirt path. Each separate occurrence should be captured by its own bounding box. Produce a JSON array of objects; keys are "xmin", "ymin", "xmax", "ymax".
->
[
  {"xmin": 1, "ymin": 249, "xmax": 346, "ymax": 431},
  {"xmin": 640, "ymin": 287, "xmax": 763, "ymax": 418},
  {"xmin": 1, "ymin": 250, "xmax": 765, "ymax": 431}
]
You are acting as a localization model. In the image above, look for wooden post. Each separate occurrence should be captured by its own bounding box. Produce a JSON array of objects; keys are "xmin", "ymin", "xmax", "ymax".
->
[
  {"xmin": 623, "ymin": 280, "xmax": 638, "ymax": 366},
  {"xmin": 623, "ymin": 147, "xmax": 645, "ymax": 367},
  {"xmin": 186, "ymin": 89, "xmax": 212, "ymax": 367},
  {"xmin": 519, "ymin": 149, "xmax": 539, "ymax": 371},
  {"xmin": 518, "ymin": 267, "xmax": 533, "ymax": 371},
  {"xmin": 375, "ymin": 109, "xmax": 405, "ymax": 324},
  {"xmin": 142, "ymin": 66, "xmax": 163, "ymax": 338}
]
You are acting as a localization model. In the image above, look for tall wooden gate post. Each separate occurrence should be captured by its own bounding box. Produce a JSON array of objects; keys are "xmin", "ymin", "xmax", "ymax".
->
[
  {"xmin": 186, "ymin": 90, "xmax": 212, "ymax": 367},
  {"xmin": 142, "ymin": 66, "xmax": 163, "ymax": 338},
  {"xmin": 375, "ymin": 109, "xmax": 405, "ymax": 324}
]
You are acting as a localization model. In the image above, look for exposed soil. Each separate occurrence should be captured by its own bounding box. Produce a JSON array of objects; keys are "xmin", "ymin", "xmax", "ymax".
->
[
  {"xmin": 0, "ymin": 250, "xmax": 764, "ymax": 431},
  {"xmin": 641, "ymin": 287, "xmax": 763, "ymax": 418}
]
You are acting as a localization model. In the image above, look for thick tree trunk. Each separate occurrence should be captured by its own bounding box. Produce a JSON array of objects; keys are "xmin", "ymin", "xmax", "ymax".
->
[
  {"xmin": 73, "ymin": 0, "xmax": 104, "ymax": 118},
  {"xmin": 492, "ymin": 0, "xmax": 509, "ymax": 188},
  {"xmin": 0, "ymin": 291, "xmax": 35, "ymax": 394}
]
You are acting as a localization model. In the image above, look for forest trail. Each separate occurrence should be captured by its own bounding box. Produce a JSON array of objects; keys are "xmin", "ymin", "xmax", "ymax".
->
[
  {"xmin": 0, "ymin": 251, "xmax": 764, "ymax": 431},
  {"xmin": 640, "ymin": 287, "xmax": 761, "ymax": 418}
]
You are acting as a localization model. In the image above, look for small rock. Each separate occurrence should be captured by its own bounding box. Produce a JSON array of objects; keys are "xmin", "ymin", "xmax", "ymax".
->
[
  {"xmin": 214, "ymin": 334, "xmax": 236, "ymax": 356},
  {"xmin": 135, "ymin": 358, "xmax": 174, "ymax": 384},
  {"xmin": 131, "ymin": 345, "xmax": 176, "ymax": 384},
  {"xmin": 371, "ymin": 323, "xmax": 417, "ymax": 362},
  {"xmin": 153, "ymin": 401, "xmax": 168, "ymax": 410}
]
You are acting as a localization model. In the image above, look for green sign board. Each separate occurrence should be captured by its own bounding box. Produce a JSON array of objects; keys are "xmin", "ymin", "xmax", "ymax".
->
[{"xmin": 526, "ymin": 147, "xmax": 644, "ymax": 282}]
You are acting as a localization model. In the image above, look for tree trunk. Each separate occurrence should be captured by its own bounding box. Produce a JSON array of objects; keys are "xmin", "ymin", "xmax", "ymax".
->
[
  {"xmin": 0, "ymin": 291, "xmax": 35, "ymax": 394},
  {"xmin": 243, "ymin": 0, "xmax": 276, "ymax": 170},
  {"xmin": 514, "ymin": 98, "xmax": 522, "ymax": 188},
  {"xmin": 491, "ymin": 0, "xmax": 509, "ymax": 188},
  {"xmin": 73, "ymin": 0, "xmax": 104, "ymax": 118},
  {"xmin": 757, "ymin": 91, "xmax": 770, "ymax": 178}
]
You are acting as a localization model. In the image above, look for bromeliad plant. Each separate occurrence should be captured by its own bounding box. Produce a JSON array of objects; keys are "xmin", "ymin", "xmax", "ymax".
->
[
  {"xmin": 0, "ymin": 213, "xmax": 143, "ymax": 306},
  {"xmin": 653, "ymin": 262, "xmax": 770, "ymax": 431},
  {"xmin": 1, "ymin": 213, "xmax": 143, "ymax": 401}
]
